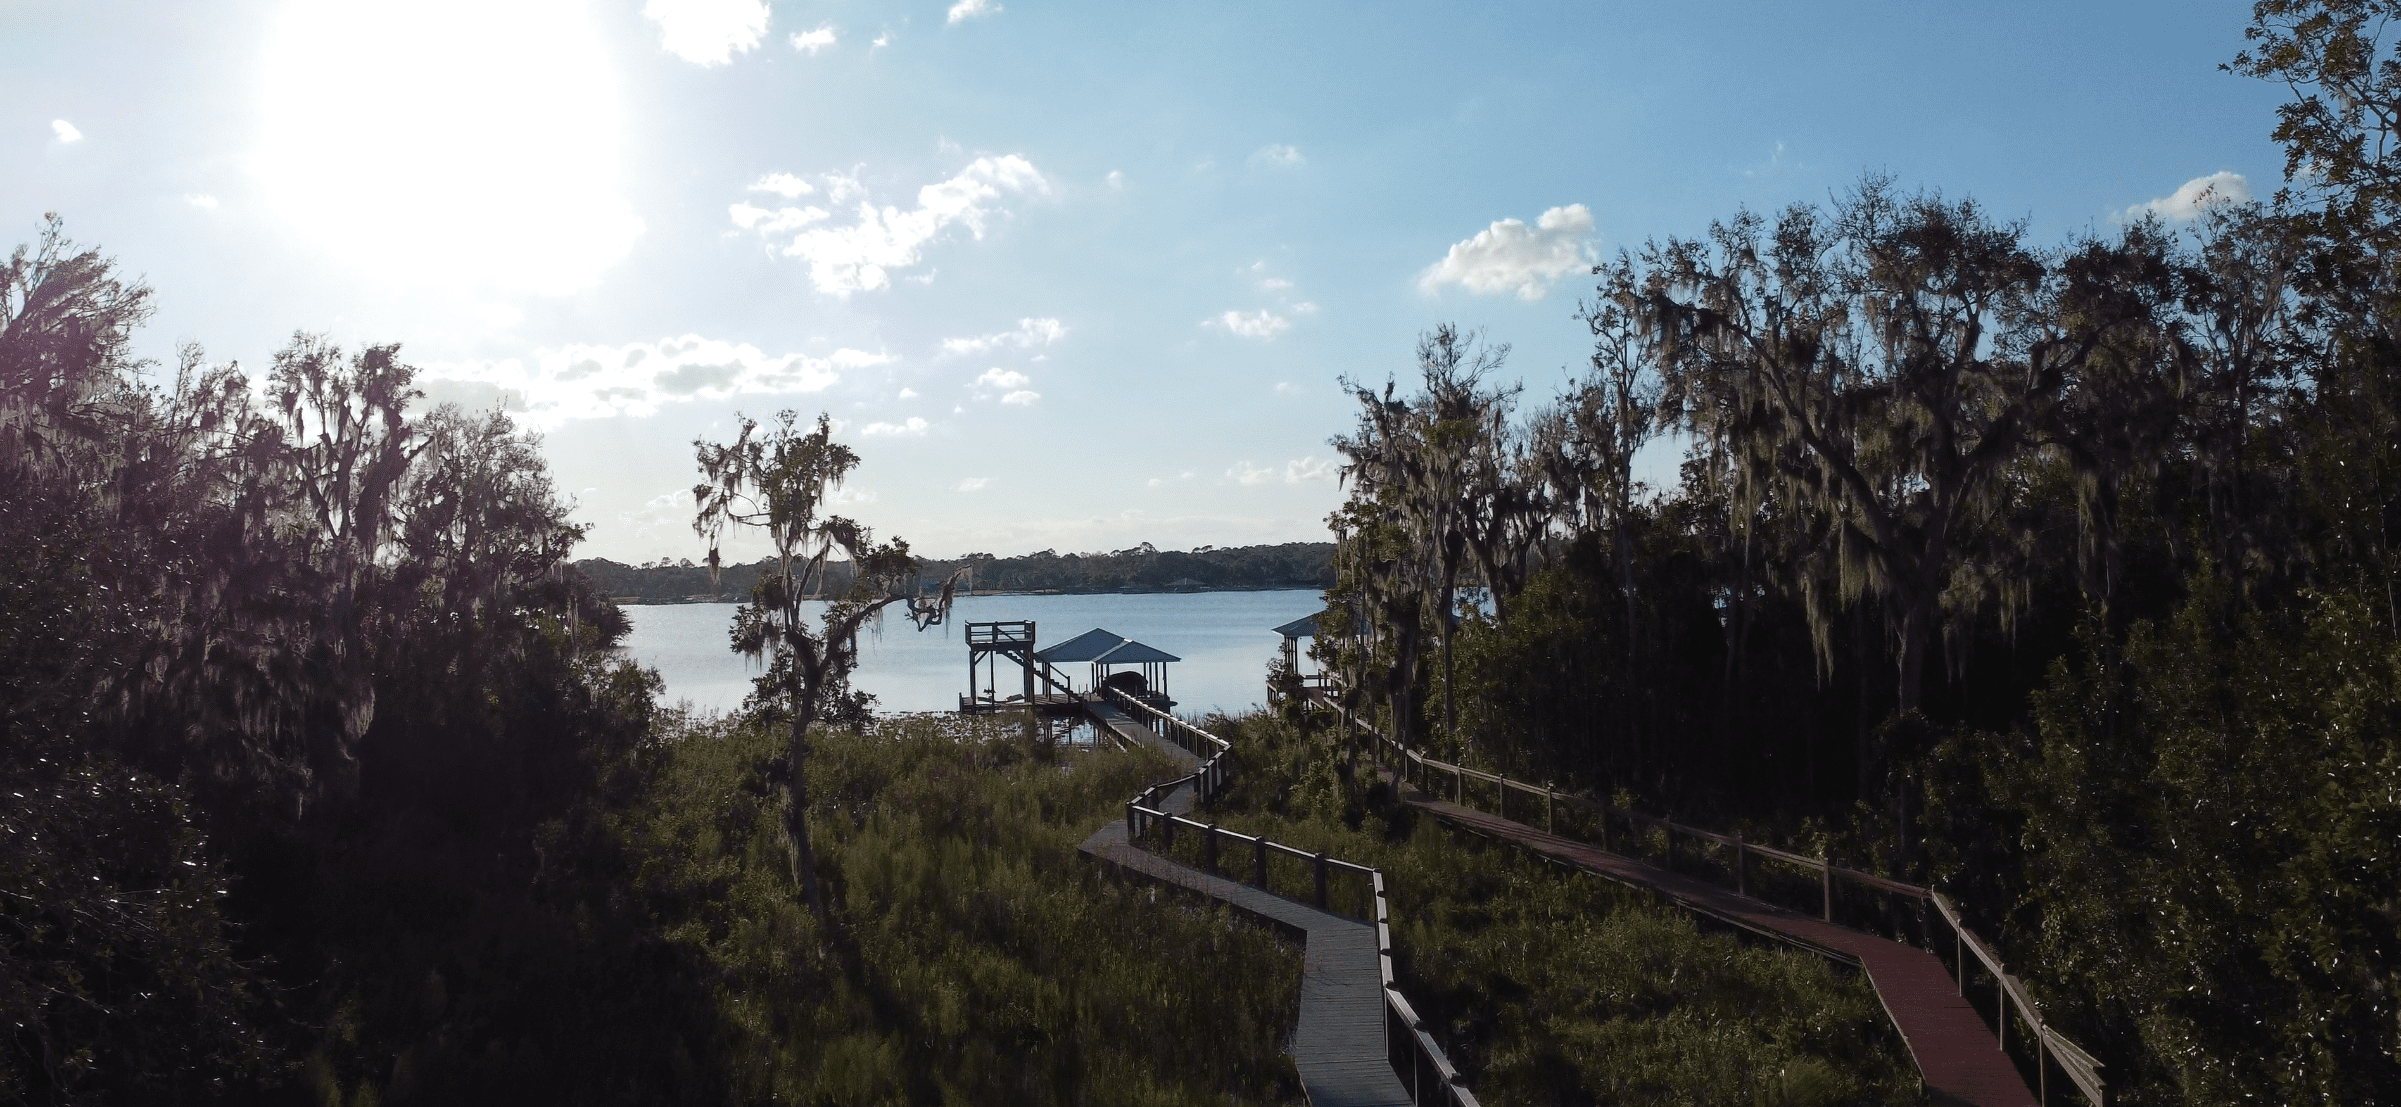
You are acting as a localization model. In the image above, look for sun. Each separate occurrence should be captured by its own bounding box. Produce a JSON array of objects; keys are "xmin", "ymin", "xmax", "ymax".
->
[{"xmin": 256, "ymin": 0, "xmax": 644, "ymax": 296}]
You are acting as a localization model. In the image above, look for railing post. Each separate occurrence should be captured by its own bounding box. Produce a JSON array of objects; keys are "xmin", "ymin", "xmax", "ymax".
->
[
  {"xmin": 1497, "ymin": 774, "xmax": 1507, "ymax": 821},
  {"xmin": 1821, "ymin": 854, "xmax": 1833, "ymax": 922},
  {"xmin": 1545, "ymin": 788, "xmax": 1554, "ymax": 834},
  {"xmin": 1734, "ymin": 832, "xmax": 1746, "ymax": 897},
  {"xmin": 1314, "ymin": 852, "xmax": 1329, "ymax": 910},
  {"xmin": 1254, "ymin": 836, "xmax": 1268, "ymax": 890},
  {"xmin": 1162, "ymin": 814, "xmax": 1175, "ymax": 852},
  {"xmin": 1205, "ymin": 823, "xmax": 1220, "ymax": 876},
  {"xmin": 1125, "ymin": 799, "xmax": 1135, "ymax": 839},
  {"xmin": 1454, "ymin": 767, "xmax": 1463, "ymax": 805}
]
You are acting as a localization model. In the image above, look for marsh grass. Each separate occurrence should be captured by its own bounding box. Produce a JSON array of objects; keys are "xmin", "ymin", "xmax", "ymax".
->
[
  {"xmin": 1201, "ymin": 710, "xmax": 1923, "ymax": 1107},
  {"xmin": 622, "ymin": 710, "xmax": 1305, "ymax": 1105}
]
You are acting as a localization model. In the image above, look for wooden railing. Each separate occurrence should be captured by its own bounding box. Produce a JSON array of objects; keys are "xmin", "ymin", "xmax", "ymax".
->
[
  {"xmin": 1317, "ymin": 693, "xmax": 2106, "ymax": 1107},
  {"xmin": 1111, "ymin": 700, "xmax": 1479, "ymax": 1106}
]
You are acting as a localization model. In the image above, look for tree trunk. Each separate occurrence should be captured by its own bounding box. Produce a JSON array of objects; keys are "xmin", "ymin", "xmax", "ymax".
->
[{"xmin": 785, "ymin": 703, "xmax": 828, "ymax": 925}]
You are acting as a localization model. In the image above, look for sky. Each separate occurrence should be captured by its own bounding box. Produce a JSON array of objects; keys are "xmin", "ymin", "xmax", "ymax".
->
[{"xmin": 5, "ymin": 0, "xmax": 2290, "ymax": 564}]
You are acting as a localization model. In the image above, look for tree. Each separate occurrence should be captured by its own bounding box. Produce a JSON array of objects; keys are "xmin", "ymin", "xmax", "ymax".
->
[
  {"xmin": 692, "ymin": 410, "xmax": 958, "ymax": 923},
  {"xmin": 1650, "ymin": 179, "xmax": 2128, "ymax": 718}
]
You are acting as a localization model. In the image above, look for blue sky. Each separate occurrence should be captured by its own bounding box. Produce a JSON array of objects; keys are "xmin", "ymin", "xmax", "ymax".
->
[{"xmin": 5, "ymin": 0, "xmax": 2287, "ymax": 562}]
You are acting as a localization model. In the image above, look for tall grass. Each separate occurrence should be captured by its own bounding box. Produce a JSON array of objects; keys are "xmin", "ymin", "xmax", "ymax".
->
[{"xmin": 620, "ymin": 710, "xmax": 1305, "ymax": 1105}]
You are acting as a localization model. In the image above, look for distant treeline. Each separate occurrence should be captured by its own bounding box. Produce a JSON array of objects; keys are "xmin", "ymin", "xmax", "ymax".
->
[{"xmin": 577, "ymin": 540, "xmax": 1334, "ymax": 603}]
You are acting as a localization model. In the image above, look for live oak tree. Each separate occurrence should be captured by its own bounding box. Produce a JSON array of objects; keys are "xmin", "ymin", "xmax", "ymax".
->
[{"xmin": 692, "ymin": 410, "xmax": 958, "ymax": 923}]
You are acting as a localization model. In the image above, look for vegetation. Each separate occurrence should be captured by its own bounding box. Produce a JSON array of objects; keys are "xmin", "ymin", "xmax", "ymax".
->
[
  {"xmin": 1190, "ymin": 710, "xmax": 1920, "ymax": 1107},
  {"xmin": 575, "ymin": 541, "xmax": 1334, "ymax": 604},
  {"xmin": 1312, "ymin": 5, "xmax": 2401, "ymax": 1099}
]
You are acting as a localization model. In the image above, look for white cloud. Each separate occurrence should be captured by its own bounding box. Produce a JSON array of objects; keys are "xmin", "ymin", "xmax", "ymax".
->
[
  {"xmin": 1228, "ymin": 455, "xmax": 1338, "ymax": 486},
  {"xmin": 947, "ymin": 0, "xmax": 1000, "ymax": 23},
  {"xmin": 861, "ymin": 416, "xmax": 929, "ymax": 436},
  {"xmin": 1107, "ymin": 170, "xmax": 1124, "ymax": 189},
  {"xmin": 416, "ymin": 336, "xmax": 888, "ymax": 428},
  {"xmin": 728, "ymin": 202, "xmax": 829, "ymax": 233},
  {"xmin": 1418, "ymin": 203, "xmax": 1596, "ymax": 300},
  {"xmin": 1209, "ymin": 309, "xmax": 1291, "ymax": 340},
  {"xmin": 976, "ymin": 367, "xmax": 1031, "ymax": 390},
  {"xmin": 790, "ymin": 25, "xmax": 836, "ymax": 55},
  {"xmin": 1274, "ymin": 381, "xmax": 1297, "ymax": 394},
  {"xmin": 184, "ymin": 194, "xmax": 219, "ymax": 209},
  {"xmin": 750, "ymin": 172, "xmax": 814, "ymax": 198},
  {"xmin": 1001, "ymin": 390, "xmax": 1040, "ymax": 406},
  {"xmin": 955, "ymin": 477, "xmax": 990, "ymax": 492},
  {"xmin": 643, "ymin": 0, "xmax": 768, "ymax": 65},
  {"xmin": 2127, "ymin": 171, "xmax": 2254, "ymax": 223},
  {"xmin": 871, "ymin": 31, "xmax": 890, "ymax": 49},
  {"xmin": 1291, "ymin": 301, "xmax": 1319, "ymax": 314},
  {"xmin": 1249, "ymin": 143, "xmax": 1303, "ymax": 168},
  {"xmin": 897, "ymin": 387, "xmax": 918, "ymax": 399},
  {"xmin": 50, "ymin": 119, "xmax": 80, "ymax": 144},
  {"xmin": 1259, "ymin": 277, "xmax": 1291, "ymax": 290},
  {"xmin": 740, "ymin": 155, "xmax": 1050, "ymax": 294},
  {"xmin": 942, "ymin": 317, "xmax": 1067, "ymax": 356}
]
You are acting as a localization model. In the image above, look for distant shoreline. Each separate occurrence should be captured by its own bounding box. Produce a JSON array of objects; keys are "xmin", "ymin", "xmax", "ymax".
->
[{"xmin": 609, "ymin": 583, "xmax": 1328, "ymax": 605}]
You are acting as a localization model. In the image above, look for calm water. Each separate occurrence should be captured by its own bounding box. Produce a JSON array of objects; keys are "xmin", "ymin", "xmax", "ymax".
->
[{"xmin": 619, "ymin": 589, "xmax": 1326, "ymax": 718}]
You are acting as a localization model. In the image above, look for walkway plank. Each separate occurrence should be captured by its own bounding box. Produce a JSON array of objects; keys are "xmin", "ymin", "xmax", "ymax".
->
[
  {"xmin": 1079, "ymin": 779, "xmax": 1411, "ymax": 1107},
  {"xmin": 1398, "ymin": 783, "xmax": 2038, "ymax": 1107}
]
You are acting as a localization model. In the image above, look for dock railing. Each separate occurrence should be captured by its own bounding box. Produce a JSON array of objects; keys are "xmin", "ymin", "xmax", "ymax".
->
[
  {"xmin": 1314, "ymin": 692, "xmax": 2104, "ymax": 1107},
  {"xmin": 1111, "ymin": 697, "xmax": 1479, "ymax": 1106}
]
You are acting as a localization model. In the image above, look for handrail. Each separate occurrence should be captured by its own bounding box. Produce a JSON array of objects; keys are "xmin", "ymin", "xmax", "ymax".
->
[
  {"xmin": 1310, "ymin": 687, "xmax": 2103, "ymax": 1107},
  {"xmin": 1110, "ymin": 703, "xmax": 1478, "ymax": 1106}
]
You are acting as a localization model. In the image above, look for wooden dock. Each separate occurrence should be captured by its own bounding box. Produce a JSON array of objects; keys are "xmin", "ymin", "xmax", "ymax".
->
[
  {"xmin": 1079, "ymin": 778, "xmax": 1411, "ymax": 1107},
  {"xmin": 1394, "ymin": 781, "xmax": 2040, "ymax": 1107}
]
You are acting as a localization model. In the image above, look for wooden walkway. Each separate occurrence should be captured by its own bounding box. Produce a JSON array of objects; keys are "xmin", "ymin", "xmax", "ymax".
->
[
  {"xmin": 1396, "ymin": 782, "xmax": 2039, "ymax": 1107},
  {"xmin": 1078, "ymin": 753, "xmax": 1410, "ymax": 1106}
]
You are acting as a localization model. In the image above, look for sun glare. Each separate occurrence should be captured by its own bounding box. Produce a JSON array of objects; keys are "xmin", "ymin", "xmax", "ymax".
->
[{"xmin": 257, "ymin": 0, "xmax": 643, "ymax": 296}]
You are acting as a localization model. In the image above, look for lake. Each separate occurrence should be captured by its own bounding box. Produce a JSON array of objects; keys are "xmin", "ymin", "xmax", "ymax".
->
[{"xmin": 618, "ymin": 588, "xmax": 1327, "ymax": 719}]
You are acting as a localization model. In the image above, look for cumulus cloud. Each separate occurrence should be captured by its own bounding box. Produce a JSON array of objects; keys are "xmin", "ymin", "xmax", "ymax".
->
[
  {"xmin": 1259, "ymin": 277, "xmax": 1291, "ymax": 290},
  {"xmin": 416, "ymin": 336, "xmax": 888, "ymax": 427},
  {"xmin": 790, "ymin": 25, "xmax": 836, "ymax": 54},
  {"xmin": 736, "ymin": 156, "xmax": 1050, "ymax": 294},
  {"xmin": 643, "ymin": 0, "xmax": 768, "ymax": 65},
  {"xmin": 1001, "ymin": 390, "xmax": 1040, "ymax": 406},
  {"xmin": 185, "ymin": 194, "xmax": 219, "ymax": 209},
  {"xmin": 750, "ymin": 172, "xmax": 814, "ymax": 198},
  {"xmin": 976, "ymin": 368, "xmax": 1031, "ymax": 390},
  {"xmin": 1418, "ymin": 204, "xmax": 1596, "ymax": 300},
  {"xmin": 955, "ymin": 477, "xmax": 990, "ymax": 492},
  {"xmin": 942, "ymin": 317, "xmax": 1067, "ymax": 357},
  {"xmin": 2127, "ymin": 171, "xmax": 2255, "ymax": 223},
  {"xmin": 947, "ymin": 0, "xmax": 999, "ymax": 23},
  {"xmin": 860, "ymin": 416, "xmax": 929, "ymax": 436},
  {"xmin": 729, "ymin": 202, "xmax": 829, "ymax": 233},
  {"xmin": 1209, "ymin": 309, "xmax": 1291, "ymax": 340},
  {"xmin": 1228, "ymin": 456, "xmax": 1338, "ymax": 486},
  {"xmin": 50, "ymin": 119, "xmax": 80, "ymax": 144},
  {"xmin": 1249, "ymin": 143, "xmax": 1303, "ymax": 168}
]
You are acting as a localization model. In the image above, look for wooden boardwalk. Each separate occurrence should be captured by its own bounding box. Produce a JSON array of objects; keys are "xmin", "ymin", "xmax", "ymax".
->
[
  {"xmin": 1397, "ymin": 782, "xmax": 2039, "ymax": 1107},
  {"xmin": 1079, "ymin": 782, "xmax": 1410, "ymax": 1107}
]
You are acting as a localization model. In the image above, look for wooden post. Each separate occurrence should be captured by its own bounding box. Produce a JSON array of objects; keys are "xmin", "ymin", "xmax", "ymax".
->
[
  {"xmin": 1313, "ymin": 852, "xmax": 1329, "ymax": 910},
  {"xmin": 1205, "ymin": 823, "xmax": 1219, "ymax": 876},
  {"xmin": 1254, "ymin": 837, "xmax": 1268, "ymax": 890},
  {"xmin": 1454, "ymin": 767, "xmax": 1463, "ymax": 805},
  {"xmin": 1497, "ymin": 775, "xmax": 1507, "ymax": 821},
  {"xmin": 1821, "ymin": 855, "xmax": 1833, "ymax": 922},
  {"xmin": 1955, "ymin": 924, "xmax": 1964, "ymax": 996},
  {"xmin": 1999, "ymin": 985, "xmax": 2009, "ymax": 1052},
  {"xmin": 1125, "ymin": 799, "xmax": 1135, "ymax": 838},
  {"xmin": 1546, "ymin": 788, "xmax": 1555, "ymax": 834},
  {"xmin": 1734, "ymin": 833, "xmax": 1746, "ymax": 897},
  {"xmin": 1162, "ymin": 815, "xmax": 1175, "ymax": 852}
]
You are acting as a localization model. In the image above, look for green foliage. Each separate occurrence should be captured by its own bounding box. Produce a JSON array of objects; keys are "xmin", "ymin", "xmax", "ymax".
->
[
  {"xmin": 1935, "ymin": 573, "xmax": 2401, "ymax": 1103},
  {"xmin": 621, "ymin": 712, "xmax": 1305, "ymax": 1105}
]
